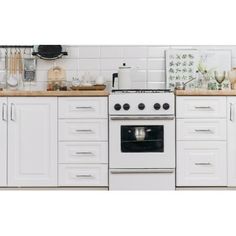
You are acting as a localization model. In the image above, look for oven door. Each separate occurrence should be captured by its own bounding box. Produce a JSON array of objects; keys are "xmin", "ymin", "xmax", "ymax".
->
[{"xmin": 109, "ymin": 116, "xmax": 175, "ymax": 168}]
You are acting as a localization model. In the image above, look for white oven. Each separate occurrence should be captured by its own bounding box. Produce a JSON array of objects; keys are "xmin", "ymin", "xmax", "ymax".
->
[
  {"xmin": 109, "ymin": 115, "xmax": 175, "ymax": 168},
  {"xmin": 108, "ymin": 89, "xmax": 175, "ymax": 190}
]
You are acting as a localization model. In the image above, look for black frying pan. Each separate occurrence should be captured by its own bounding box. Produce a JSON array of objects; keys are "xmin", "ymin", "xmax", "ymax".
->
[{"xmin": 32, "ymin": 45, "xmax": 68, "ymax": 60}]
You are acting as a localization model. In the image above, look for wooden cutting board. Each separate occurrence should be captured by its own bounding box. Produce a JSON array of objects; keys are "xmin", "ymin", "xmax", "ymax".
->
[{"xmin": 48, "ymin": 66, "xmax": 66, "ymax": 82}]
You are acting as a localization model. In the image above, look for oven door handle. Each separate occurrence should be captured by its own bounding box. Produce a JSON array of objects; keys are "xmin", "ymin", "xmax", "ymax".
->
[
  {"xmin": 110, "ymin": 116, "xmax": 175, "ymax": 121},
  {"xmin": 110, "ymin": 169, "xmax": 175, "ymax": 174}
]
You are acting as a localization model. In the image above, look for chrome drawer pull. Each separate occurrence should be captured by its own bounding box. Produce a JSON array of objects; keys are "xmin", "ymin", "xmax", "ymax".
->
[
  {"xmin": 195, "ymin": 162, "xmax": 211, "ymax": 166},
  {"xmin": 75, "ymin": 152, "xmax": 93, "ymax": 155},
  {"xmin": 10, "ymin": 103, "xmax": 15, "ymax": 121},
  {"xmin": 2, "ymin": 103, "xmax": 7, "ymax": 121},
  {"xmin": 75, "ymin": 174, "xmax": 93, "ymax": 178},
  {"xmin": 75, "ymin": 106, "xmax": 93, "ymax": 109},
  {"xmin": 75, "ymin": 129, "xmax": 93, "ymax": 133},
  {"xmin": 230, "ymin": 103, "xmax": 234, "ymax": 121},
  {"xmin": 194, "ymin": 129, "xmax": 212, "ymax": 132},
  {"xmin": 194, "ymin": 106, "xmax": 212, "ymax": 109}
]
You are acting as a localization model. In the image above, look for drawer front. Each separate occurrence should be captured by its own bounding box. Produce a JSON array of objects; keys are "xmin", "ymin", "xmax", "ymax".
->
[
  {"xmin": 176, "ymin": 96, "xmax": 226, "ymax": 118},
  {"xmin": 59, "ymin": 142, "xmax": 108, "ymax": 164},
  {"xmin": 59, "ymin": 119, "xmax": 108, "ymax": 141},
  {"xmin": 58, "ymin": 97, "xmax": 107, "ymax": 119},
  {"xmin": 177, "ymin": 141, "xmax": 227, "ymax": 186},
  {"xmin": 109, "ymin": 169, "xmax": 175, "ymax": 190},
  {"xmin": 177, "ymin": 119, "xmax": 226, "ymax": 141},
  {"xmin": 58, "ymin": 164, "xmax": 108, "ymax": 186}
]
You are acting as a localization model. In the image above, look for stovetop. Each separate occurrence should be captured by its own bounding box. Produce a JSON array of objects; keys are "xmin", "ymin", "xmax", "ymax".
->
[{"xmin": 111, "ymin": 89, "xmax": 171, "ymax": 94}]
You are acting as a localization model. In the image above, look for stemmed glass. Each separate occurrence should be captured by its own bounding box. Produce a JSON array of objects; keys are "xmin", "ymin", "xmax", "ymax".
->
[{"xmin": 214, "ymin": 71, "xmax": 226, "ymax": 90}]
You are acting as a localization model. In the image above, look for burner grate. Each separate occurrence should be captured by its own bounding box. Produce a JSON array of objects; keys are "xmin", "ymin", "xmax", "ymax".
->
[{"xmin": 111, "ymin": 89, "xmax": 171, "ymax": 93}]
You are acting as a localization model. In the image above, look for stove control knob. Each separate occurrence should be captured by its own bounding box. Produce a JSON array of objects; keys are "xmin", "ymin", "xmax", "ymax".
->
[
  {"xmin": 114, "ymin": 103, "xmax": 121, "ymax": 111},
  {"xmin": 138, "ymin": 103, "xmax": 145, "ymax": 110},
  {"xmin": 123, "ymin": 103, "xmax": 130, "ymax": 110},
  {"xmin": 163, "ymin": 103, "xmax": 170, "ymax": 110},
  {"xmin": 154, "ymin": 103, "xmax": 161, "ymax": 110}
]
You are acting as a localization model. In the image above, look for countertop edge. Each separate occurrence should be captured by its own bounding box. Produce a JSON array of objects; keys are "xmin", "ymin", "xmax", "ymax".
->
[
  {"xmin": 0, "ymin": 90, "xmax": 109, "ymax": 97},
  {"xmin": 175, "ymin": 89, "xmax": 236, "ymax": 96}
]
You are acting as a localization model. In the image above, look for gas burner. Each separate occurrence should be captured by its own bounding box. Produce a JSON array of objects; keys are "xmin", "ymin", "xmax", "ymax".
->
[{"xmin": 111, "ymin": 89, "xmax": 171, "ymax": 94}]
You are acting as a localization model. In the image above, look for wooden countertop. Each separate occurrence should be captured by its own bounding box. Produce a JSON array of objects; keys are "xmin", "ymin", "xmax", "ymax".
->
[
  {"xmin": 175, "ymin": 89, "xmax": 236, "ymax": 96},
  {"xmin": 0, "ymin": 90, "xmax": 109, "ymax": 97}
]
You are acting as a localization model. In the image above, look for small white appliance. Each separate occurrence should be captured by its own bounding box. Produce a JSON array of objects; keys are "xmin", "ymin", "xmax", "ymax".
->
[
  {"xmin": 112, "ymin": 63, "xmax": 132, "ymax": 89},
  {"xmin": 109, "ymin": 89, "xmax": 176, "ymax": 190}
]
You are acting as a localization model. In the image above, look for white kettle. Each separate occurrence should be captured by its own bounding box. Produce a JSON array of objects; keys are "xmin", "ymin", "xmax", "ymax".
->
[{"xmin": 112, "ymin": 63, "xmax": 132, "ymax": 89}]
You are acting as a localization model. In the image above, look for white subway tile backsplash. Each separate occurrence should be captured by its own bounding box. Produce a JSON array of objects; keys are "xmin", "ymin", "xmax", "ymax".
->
[
  {"xmin": 79, "ymin": 46, "xmax": 100, "ymax": 58},
  {"xmin": 148, "ymin": 46, "xmax": 169, "ymax": 58},
  {"xmin": 100, "ymin": 70, "xmax": 115, "ymax": 82},
  {"xmin": 132, "ymin": 81, "xmax": 147, "ymax": 89},
  {"xmin": 101, "ymin": 58, "xmax": 123, "ymax": 70},
  {"xmin": 147, "ymin": 82, "xmax": 166, "ymax": 89},
  {"xmin": 131, "ymin": 70, "xmax": 147, "ymax": 82},
  {"xmin": 125, "ymin": 59, "xmax": 147, "ymax": 70},
  {"xmin": 232, "ymin": 58, "xmax": 236, "ymax": 67},
  {"xmin": 36, "ymin": 70, "xmax": 47, "ymax": 81},
  {"xmin": 100, "ymin": 46, "xmax": 124, "ymax": 58},
  {"xmin": 148, "ymin": 59, "xmax": 165, "ymax": 70},
  {"xmin": 64, "ymin": 46, "xmax": 79, "ymax": 58},
  {"xmin": 79, "ymin": 59, "xmax": 100, "ymax": 70},
  {"xmin": 78, "ymin": 70, "xmax": 100, "ymax": 81},
  {"xmin": 124, "ymin": 46, "xmax": 147, "ymax": 58},
  {"xmin": 37, "ymin": 59, "xmax": 78, "ymax": 71},
  {"xmin": 148, "ymin": 70, "xmax": 165, "ymax": 82}
]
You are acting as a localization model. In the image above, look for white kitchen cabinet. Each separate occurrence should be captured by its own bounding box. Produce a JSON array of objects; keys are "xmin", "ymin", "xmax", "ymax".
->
[
  {"xmin": 176, "ymin": 96, "xmax": 226, "ymax": 118},
  {"xmin": 58, "ymin": 164, "xmax": 108, "ymax": 186},
  {"xmin": 176, "ymin": 96, "xmax": 227, "ymax": 187},
  {"xmin": 58, "ymin": 97, "xmax": 107, "ymax": 119},
  {"xmin": 227, "ymin": 97, "xmax": 236, "ymax": 186},
  {"xmin": 0, "ymin": 98, "xmax": 7, "ymax": 186},
  {"xmin": 177, "ymin": 141, "xmax": 227, "ymax": 186},
  {"xmin": 7, "ymin": 97, "xmax": 57, "ymax": 187},
  {"xmin": 58, "ymin": 97, "xmax": 108, "ymax": 188}
]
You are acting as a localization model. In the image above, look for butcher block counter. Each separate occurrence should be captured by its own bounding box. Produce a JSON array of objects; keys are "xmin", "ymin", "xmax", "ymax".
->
[
  {"xmin": 0, "ymin": 90, "xmax": 109, "ymax": 97},
  {"xmin": 175, "ymin": 89, "xmax": 236, "ymax": 96}
]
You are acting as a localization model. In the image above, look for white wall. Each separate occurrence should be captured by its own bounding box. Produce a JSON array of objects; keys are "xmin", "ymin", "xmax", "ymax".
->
[{"xmin": 2, "ymin": 45, "xmax": 236, "ymax": 90}]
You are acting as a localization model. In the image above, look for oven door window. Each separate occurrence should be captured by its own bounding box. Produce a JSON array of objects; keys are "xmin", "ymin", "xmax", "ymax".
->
[{"xmin": 121, "ymin": 125, "xmax": 164, "ymax": 153}]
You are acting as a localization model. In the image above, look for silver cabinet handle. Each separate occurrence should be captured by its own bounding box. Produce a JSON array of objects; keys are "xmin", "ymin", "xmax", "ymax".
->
[
  {"xmin": 195, "ymin": 129, "xmax": 212, "ymax": 132},
  {"xmin": 10, "ymin": 103, "xmax": 15, "ymax": 121},
  {"xmin": 2, "ymin": 103, "xmax": 7, "ymax": 121},
  {"xmin": 230, "ymin": 103, "xmax": 234, "ymax": 121},
  {"xmin": 74, "ymin": 151, "xmax": 93, "ymax": 155},
  {"xmin": 75, "ymin": 174, "xmax": 93, "ymax": 178},
  {"xmin": 110, "ymin": 169, "xmax": 174, "ymax": 174},
  {"xmin": 194, "ymin": 106, "xmax": 212, "ymax": 109},
  {"xmin": 75, "ymin": 129, "xmax": 93, "ymax": 133},
  {"xmin": 195, "ymin": 162, "xmax": 211, "ymax": 166},
  {"xmin": 76, "ymin": 106, "xmax": 93, "ymax": 109}
]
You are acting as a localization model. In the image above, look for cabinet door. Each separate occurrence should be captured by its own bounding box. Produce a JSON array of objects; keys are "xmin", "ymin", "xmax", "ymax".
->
[
  {"xmin": 0, "ymin": 98, "xmax": 7, "ymax": 186},
  {"xmin": 227, "ymin": 97, "xmax": 236, "ymax": 186},
  {"xmin": 8, "ymin": 97, "xmax": 57, "ymax": 187},
  {"xmin": 177, "ymin": 141, "xmax": 227, "ymax": 186}
]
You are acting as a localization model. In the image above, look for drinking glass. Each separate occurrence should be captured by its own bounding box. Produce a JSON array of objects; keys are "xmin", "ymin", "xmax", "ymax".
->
[{"xmin": 214, "ymin": 71, "xmax": 226, "ymax": 90}]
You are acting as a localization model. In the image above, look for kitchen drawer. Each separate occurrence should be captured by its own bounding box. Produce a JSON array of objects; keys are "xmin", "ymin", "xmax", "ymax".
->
[
  {"xmin": 58, "ymin": 97, "xmax": 107, "ymax": 119},
  {"xmin": 176, "ymin": 96, "xmax": 226, "ymax": 118},
  {"xmin": 59, "ymin": 119, "xmax": 108, "ymax": 141},
  {"xmin": 177, "ymin": 119, "xmax": 226, "ymax": 141},
  {"xmin": 177, "ymin": 141, "xmax": 227, "ymax": 186},
  {"xmin": 59, "ymin": 142, "xmax": 108, "ymax": 164},
  {"xmin": 58, "ymin": 164, "xmax": 108, "ymax": 186},
  {"xmin": 109, "ymin": 169, "xmax": 175, "ymax": 190}
]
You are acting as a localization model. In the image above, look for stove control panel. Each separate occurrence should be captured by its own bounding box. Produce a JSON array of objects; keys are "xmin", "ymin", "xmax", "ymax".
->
[{"xmin": 109, "ymin": 93, "xmax": 175, "ymax": 115}]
